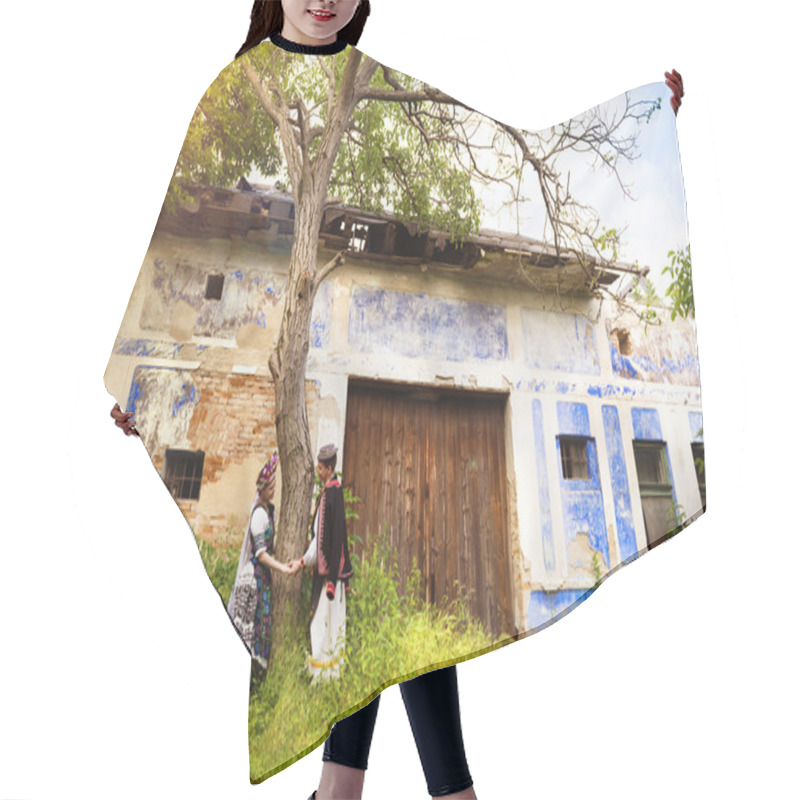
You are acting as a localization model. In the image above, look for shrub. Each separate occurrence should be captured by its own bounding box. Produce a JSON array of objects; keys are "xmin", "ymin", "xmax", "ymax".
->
[
  {"xmin": 247, "ymin": 532, "xmax": 498, "ymax": 782},
  {"xmin": 196, "ymin": 526, "xmax": 240, "ymax": 607}
]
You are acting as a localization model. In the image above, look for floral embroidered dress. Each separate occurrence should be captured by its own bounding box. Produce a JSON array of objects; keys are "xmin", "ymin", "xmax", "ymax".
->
[{"xmin": 228, "ymin": 502, "xmax": 276, "ymax": 668}]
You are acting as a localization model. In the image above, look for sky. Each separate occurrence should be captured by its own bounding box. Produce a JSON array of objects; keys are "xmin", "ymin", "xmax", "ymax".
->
[
  {"xmin": 247, "ymin": 78, "xmax": 686, "ymax": 297},
  {"xmin": 468, "ymin": 82, "xmax": 689, "ymax": 296}
]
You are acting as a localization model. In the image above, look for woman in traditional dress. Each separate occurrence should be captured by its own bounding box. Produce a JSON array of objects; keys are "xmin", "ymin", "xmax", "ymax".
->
[
  {"xmin": 228, "ymin": 453, "xmax": 292, "ymax": 671},
  {"xmin": 289, "ymin": 443, "xmax": 353, "ymax": 681}
]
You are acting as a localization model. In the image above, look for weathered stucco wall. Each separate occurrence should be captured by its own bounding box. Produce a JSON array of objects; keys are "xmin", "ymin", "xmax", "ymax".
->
[
  {"xmin": 127, "ymin": 365, "xmax": 320, "ymax": 543},
  {"xmin": 607, "ymin": 312, "xmax": 701, "ymax": 385},
  {"xmin": 106, "ymin": 226, "xmax": 704, "ymax": 636}
]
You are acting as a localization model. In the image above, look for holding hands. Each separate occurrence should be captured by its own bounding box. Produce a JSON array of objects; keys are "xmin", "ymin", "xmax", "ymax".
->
[{"xmin": 286, "ymin": 559, "xmax": 304, "ymax": 576}]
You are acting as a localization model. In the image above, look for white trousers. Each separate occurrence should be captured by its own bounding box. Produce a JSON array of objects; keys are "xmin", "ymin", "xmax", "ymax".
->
[{"xmin": 308, "ymin": 580, "xmax": 346, "ymax": 681}]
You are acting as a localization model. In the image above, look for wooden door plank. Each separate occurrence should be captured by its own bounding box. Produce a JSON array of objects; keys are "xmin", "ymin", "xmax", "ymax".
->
[{"xmin": 343, "ymin": 382, "xmax": 514, "ymax": 637}]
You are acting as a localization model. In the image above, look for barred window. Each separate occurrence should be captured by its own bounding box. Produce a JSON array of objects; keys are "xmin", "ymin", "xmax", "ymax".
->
[
  {"xmin": 163, "ymin": 449, "xmax": 205, "ymax": 501},
  {"xmin": 559, "ymin": 436, "xmax": 589, "ymax": 480}
]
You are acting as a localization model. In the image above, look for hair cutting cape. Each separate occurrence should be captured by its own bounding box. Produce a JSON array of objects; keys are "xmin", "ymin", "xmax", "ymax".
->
[{"xmin": 104, "ymin": 35, "xmax": 704, "ymax": 783}]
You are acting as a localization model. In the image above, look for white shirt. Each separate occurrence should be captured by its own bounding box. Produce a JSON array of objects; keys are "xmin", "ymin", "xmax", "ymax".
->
[
  {"xmin": 303, "ymin": 502, "xmax": 320, "ymax": 567},
  {"xmin": 250, "ymin": 505, "xmax": 270, "ymax": 558}
]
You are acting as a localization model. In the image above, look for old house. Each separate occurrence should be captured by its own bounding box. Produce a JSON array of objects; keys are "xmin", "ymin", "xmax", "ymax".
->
[{"xmin": 105, "ymin": 180, "xmax": 704, "ymax": 638}]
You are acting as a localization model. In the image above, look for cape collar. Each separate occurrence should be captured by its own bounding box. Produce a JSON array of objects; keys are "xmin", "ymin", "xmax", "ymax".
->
[{"xmin": 270, "ymin": 32, "xmax": 349, "ymax": 56}]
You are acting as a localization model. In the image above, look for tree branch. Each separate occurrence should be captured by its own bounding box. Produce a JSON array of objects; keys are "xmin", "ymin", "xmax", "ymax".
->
[
  {"xmin": 313, "ymin": 48, "xmax": 365, "ymax": 191},
  {"xmin": 312, "ymin": 250, "xmax": 347, "ymax": 292},
  {"xmin": 240, "ymin": 57, "xmax": 282, "ymax": 127},
  {"xmin": 358, "ymin": 86, "xmax": 470, "ymax": 107},
  {"xmin": 241, "ymin": 55, "xmax": 303, "ymax": 190},
  {"xmin": 317, "ymin": 56, "xmax": 337, "ymax": 115},
  {"xmin": 356, "ymin": 65, "xmax": 469, "ymax": 108}
]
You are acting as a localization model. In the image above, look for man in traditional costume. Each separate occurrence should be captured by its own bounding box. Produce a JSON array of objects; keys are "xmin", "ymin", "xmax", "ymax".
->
[{"xmin": 290, "ymin": 444, "xmax": 353, "ymax": 680}]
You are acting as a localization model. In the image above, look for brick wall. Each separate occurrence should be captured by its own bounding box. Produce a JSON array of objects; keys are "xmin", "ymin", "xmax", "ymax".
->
[{"xmin": 162, "ymin": 369, "xmax": 319, "ymax": 543}]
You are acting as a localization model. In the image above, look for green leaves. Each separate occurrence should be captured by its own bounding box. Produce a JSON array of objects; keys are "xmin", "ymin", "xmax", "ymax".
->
[
  {"xmin": 164, "ymin": 60, "xmax": 283, "ymax": 212},
  {"xmin": 329, "ymin": 68, "xmax": 482, "ymax": 243},
  {"xmin": 662, "ymin": 244, "xmax": 694, "ymax": 320},
  {"xmin": 595, "ymin": 226, "xmax": 621, "ymax": 261},
  {"xmin": 245, "ymin": 531, "xmax": 497, "ymax": 782}
]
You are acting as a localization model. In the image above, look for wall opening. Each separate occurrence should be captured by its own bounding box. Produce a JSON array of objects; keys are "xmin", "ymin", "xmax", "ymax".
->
[
  {"xmin": 632, "ymin": 441, "xmax": 676, "ymax": 549},
  {"xmin": 558, "ymin": 435, "xmax": 590, "ymax": 480},
  {"xmin": 205, "ymin": 274, "xmax": 225, "ymax": 300},
  {"xmin": 163, "ymin": 449, "xmax": 205, "ymax": 501},
  {"xmin": 610, "ymin": 327, "xmax": 632, "ymax": 355}
]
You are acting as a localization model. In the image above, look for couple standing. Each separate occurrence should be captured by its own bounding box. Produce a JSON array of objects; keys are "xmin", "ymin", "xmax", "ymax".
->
[{"xmin": 227, "ymin": 444, "xmax": 353, "ymax": 681}]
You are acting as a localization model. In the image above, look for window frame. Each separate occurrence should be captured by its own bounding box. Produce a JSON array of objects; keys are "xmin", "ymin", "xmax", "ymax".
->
[
  {"xmin": 205, "ymin": 273, "xmax": 225, "ymax": 301},
  {"xmin": 163, "ymin": 449, "xmax": 205, "ymax": 501},
  {"xmin": 558, "ymin": 435, "xmax": 590, "ymax": 481},
  {"xmin": 632, "ymin": 441, "xmax": 672, "ymax": 498}
]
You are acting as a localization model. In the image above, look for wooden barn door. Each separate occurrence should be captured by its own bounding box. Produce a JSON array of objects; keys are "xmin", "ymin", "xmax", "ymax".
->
[{"xmin": 343, "ymin": 381, "xmax": 514, "ymax": 636}]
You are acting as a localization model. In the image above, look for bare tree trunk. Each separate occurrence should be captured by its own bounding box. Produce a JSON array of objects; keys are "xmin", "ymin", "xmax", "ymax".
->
[
  {"xmin": 255, "ymin": 49, "xmax": 368, "ymax": 662},
  {"xmin": 269, "ymin": 192, "xmax": 324, "ymax": 652}
]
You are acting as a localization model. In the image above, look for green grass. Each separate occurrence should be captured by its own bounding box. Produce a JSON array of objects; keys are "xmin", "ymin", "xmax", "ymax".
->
[
  {"xmin": 196, "ymin": 528, "xmax": 240, "ymax": 608},
  {"xmin": 197, "ymin": 529, "xmax": 503, "ymax": 783}
]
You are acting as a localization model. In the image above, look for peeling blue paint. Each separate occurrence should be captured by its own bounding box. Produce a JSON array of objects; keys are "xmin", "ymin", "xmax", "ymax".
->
[
  {"xmin": 557, "ymin": 402, "xmax": 591, "ymax": 436},
  {"xmin": 172, "ymin": 383, "xmax": 197, "ymax": 417},
  {"xmin": 528, "ymin": 380, "xmax": 641, "ymax": 399},
  {"xmin": 144, "ymin": 261, "xmax": 287, "ymax": 340},
  {"xmin": 115, "ymin": 339, "xmax": 157, "ymax": 357},
  {"xmin": 521, "ymin": 309, "xmax": 601, "ymax": 374},
  {"xmin": 610, "ymin": 344, "xmax": 639, "ymax": 379},
  {"xmin": 311, "ymin": 280, "xmax": 334, "ymax": 349},
  {"xmin": 126, "ymin": 379, "xmax": 141, "ymax": 415},
  {"xmin": 632, "ymin": 408, "xmax": 663, "ymax": 440},
  {"xmin": 602, "ymin": 405, "xmax": 638, "ymax": 563},
  {"xmin": 528, "ymin": 588, "xmax": 595, "ymax": 629},
  {"xmin": 689, "ymin": 411, "xmax": 704, "ymax": 442},
  {"xmin": 532, "ymin": 400, "xmax": 555, "ymax": 571},
  {"xmin": 255, "ymin": 311, "xmax": 266, "ymax": 329},
  {"xmin": 115, "ymin": 339, "xmax": 187, "ymax": 359},
  {"xmin": 126, "ymin": 364, "xmax": 176, "ymax": 415},
  {"xmin": 610, "ymin": 344, "xmax": 700, "ymax": 382},
  {"xmin": 556, "ymin": 402, "xmax": 609, "ymax": 568},
  {"xmin": 126, "ymin": 366, "xmax": 197, "ymax": 439},
  {"xmin": 348, "ymin": 285, "xmax": 507, "ymax": 362}
]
